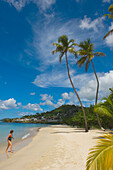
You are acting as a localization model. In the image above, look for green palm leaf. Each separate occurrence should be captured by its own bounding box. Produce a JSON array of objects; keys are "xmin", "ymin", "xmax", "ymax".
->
[
  {"xmin": 103, "ymin": 29, "xmax": 113, "ymax": 39},
  {"xmin": 77, "ymin": 57, "xmax": 87, "ymax": 67},
  {"xmin": 86, "ymin": 132, "xmax": 113, "ymax": 170},
  {"xmin": 59, "ymin": 52, "xmax": 64, "ymax": 62},
  {"xmin": 94, "ymin": 52, "xmax": 106, "ymax": 57},
  {"xmin": 94, "ymin": 106, "xmax": 113, "ymax": 118},
  {"xmin": 58, "ymin": 35, "xmax": 68, "ymax": 47},
  {"xmin": 85, "ymin": 59, "xmax": 90, "ymax": 72},
  {"xmin": 108, "ymin": 4, "xmax": 113, "ymax": 13},
  {"xmin": 104, "ymin": 5, "xmax": 113, "ymax": 39}
]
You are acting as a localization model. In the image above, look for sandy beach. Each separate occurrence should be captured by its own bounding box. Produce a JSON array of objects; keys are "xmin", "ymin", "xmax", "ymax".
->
[{"xmin": 0, "ymin": 125, "xmax": 104, "ymax": 170}]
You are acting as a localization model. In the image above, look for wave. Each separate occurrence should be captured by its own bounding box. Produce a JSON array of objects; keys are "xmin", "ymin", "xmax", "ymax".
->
[{"xmin": 22, "ymin": 133, "xmax": 30, "ymax": 140}]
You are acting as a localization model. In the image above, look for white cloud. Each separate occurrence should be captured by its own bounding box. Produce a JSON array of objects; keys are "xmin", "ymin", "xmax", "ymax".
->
[
  {"xmin": 23, "ymin": 103, "xmax": 43, "ymax": 111},
  {"xmin": 33, "ymin": 70, "xmax": 113, "ymax": 103},
  {"xmin": 18, "ymin": 111, "xmax": 34, "ymax": 116},
  {"xmin": 40, "ymin": 94, "xmax": 53, "ymax": 101},
  {"xmin": 102, "ymin": 0, "xmax": 111, "ymax": 3},
  {"xmin": 37, "ymin": 0, "xmax": 56, "ymax": 11},
  {"xmin": 17, "ymin": 102, "xmax": 22, "ymax": 106},
  {"xmin": 4, "ymin": 0, "xmax": 56, "ymax": 11},
  {"xmin": 0, "ymin": 98, "xmax": 17, "ymax": 110},
  {"xmin": 105, "ymin": 22, "xmax": 113, "ymax": 47},
  {"xmin": 55, "ymin": 99, "xmax": 65, "ymax": 107},
  {"xmin": 30, "ymin": 92, "xmax": 35, "ymax": 95},
  {"xmin": 78, "ymin": 70, "xmax": 113, "ymax": 102},
  {"xmin": 80, "ymin": 16, "xmax": 105, "ymax": 32},
  {"xmin": 33, "ymin": 69, "xmax": 93, "ymax": 88},
  {"xmin": 33, "ymin": 69, "xmax": 76, "ymax": 88},
  {"xmin": 4, "ymin": 0, "xmax": 27, "ymax": 11},
  {"xmin": 62, "ymin": 92, "xmax": 74, "ymax": 100},
  {"xmin": 40, "ymin": 98, "xmax": 65, "ymax": 108},
  {"xmin": 32, "ymin": 15, "xmax": 106, "ymax": 72}
]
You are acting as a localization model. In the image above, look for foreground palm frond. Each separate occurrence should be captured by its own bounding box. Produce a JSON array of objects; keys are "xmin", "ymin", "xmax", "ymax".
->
[
  {"xmin": 103, "ymin": 29, "xmax": 113, "ymax": 39},
  {"xmin": 104, "ymin": 5, "xmax": 113, "ymax": 39},
  {"xmin": 86, "ymin": 132, "xmax": 113, "ymax": 170}
]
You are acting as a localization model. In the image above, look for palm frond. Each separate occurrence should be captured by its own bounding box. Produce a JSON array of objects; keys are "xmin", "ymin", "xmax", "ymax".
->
[
  {"xmin": 94, "ymin": 52, "xmax": 106, "ymax": 57},
  {"xmin": 85, "ymin": 59, "xmax": 90, "ymax": 72},
  {"xmin": 68, "ymin": 39, "xmax": 74, "ymax": 45},
  {"xmin": 69, "ymin": 43, "xmax": 78, "ymax": 48},
  {"xmin": 58, "ymin": 35, "xmax": 68, "ymax": 47},
  {"xmin": 59, "ymin": 52, "xmax": 64, "ymax": 62},
  {"xmin": 76, "ymin": 57, "xmax": 87, "ymax": 67},
  {"xmin": 52, "ymin": 50, "xmax": 58, "ymax": 55},
  {"xmin": 103, "ymin": 29, "xmax": 113, "ymax": 39},
  {"xmin": 104, "ymin": 14, "xmax": 113, "ymax": 19},
  {"xmin": 108, "ymin": 4, "xmax": 113, "ymax": 13},
  {"xmin": 77, "ymin": 50, "xmax": 87, "ymax": 56},
  {"xmin": 68, "ymin": 47, "xmax": 76, "ymax": 55},
  {"xmin": 94, "ymin": 105, "xmax": 113, "ymax": 118},
  {"xmin": 86, "ymin": 132, "xmax": 113, "ymax": 170},
  {"xmin": 53, "ymin": 42, "xmax": 61, "ymax": 47}
]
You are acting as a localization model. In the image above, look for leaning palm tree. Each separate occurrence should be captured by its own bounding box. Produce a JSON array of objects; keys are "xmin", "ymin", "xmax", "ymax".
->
[
  {"xmin": 104, "ymin": 4, "xmax": 113, "ymax": 39},
  {"xmin": 52, "ymin": 35, "xmax": 88, "ymax": 132},
  {"xmin": 76, "ymin": 38, "xmax": 105, "ymax": 129},
  {"xmin": 86, "ymin": 132, "xmax": 113, "ymax": 170}
]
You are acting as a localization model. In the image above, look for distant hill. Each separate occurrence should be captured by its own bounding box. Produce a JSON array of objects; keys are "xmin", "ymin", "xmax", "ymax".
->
[{"xmin": 3, "ymin": 104, "xmax": 113, "ymax": 129}]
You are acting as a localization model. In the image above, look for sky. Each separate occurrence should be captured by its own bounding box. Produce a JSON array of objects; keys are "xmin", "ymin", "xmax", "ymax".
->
[{"xmin": 0, "ymin": 0, "xmax": 113, "ymax": 118}]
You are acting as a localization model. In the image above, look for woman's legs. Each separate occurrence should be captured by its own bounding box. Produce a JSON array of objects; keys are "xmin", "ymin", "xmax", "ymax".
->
[
  {"xmin": 6, "ymin": 140, "xmax": 12, "ymax": 152},
  {"xmin": 6, "ymin": 142, "xmax": 10, "ymax": 152}
]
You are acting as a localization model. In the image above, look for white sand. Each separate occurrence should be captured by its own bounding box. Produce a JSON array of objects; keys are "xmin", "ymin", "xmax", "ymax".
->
[{"xmin": 0, "ymin": 125, "xmax": 104, "ymax": 170}]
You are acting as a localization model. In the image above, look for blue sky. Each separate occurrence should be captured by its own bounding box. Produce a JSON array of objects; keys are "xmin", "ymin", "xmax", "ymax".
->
[{"xmin": 0, "ymin": 0, "xmax": 113, "ymax": 118}]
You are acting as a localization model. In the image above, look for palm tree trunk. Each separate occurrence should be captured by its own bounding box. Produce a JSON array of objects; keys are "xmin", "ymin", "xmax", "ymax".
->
[
  {"xmin": 65, "ymin": 52, "xmax": 88, "ymax": 132},
  {"xmin": 91, "ymin": 60, "xmax": 104, "ymax": 130}
]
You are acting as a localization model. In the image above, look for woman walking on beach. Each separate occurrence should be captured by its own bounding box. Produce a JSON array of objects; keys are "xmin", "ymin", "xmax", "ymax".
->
[{"xmin": 6, "ymin": 130, "xmax": 15, "ymax": 153}]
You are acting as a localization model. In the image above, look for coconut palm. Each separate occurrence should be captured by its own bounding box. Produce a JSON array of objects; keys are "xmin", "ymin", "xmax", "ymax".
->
[
  {"xmin": 94, "ymin": 88, "xmax": 113, "ymax": 119},
  {"xmin": 52, "ymin": 35, "xmax": 88, "ymax": 132},
  {"xmin": 76, "ymin": 38, "xmax": 105, "ymax": 129},
  {"xmin": 104, "ymin": 4, "xmax": 113, "ymax": 39},
  {"xmin": 86, "ymin": 131, "xmax": 113, "ymax": 170}
]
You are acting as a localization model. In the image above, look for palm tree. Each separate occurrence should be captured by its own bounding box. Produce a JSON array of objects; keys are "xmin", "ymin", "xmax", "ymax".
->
[
  {"xmin": 94, "ymin": 88, "xmax": 113, "ymax": 119},
  {"xmin": 104, "ymin": 4, "xmax": 113, "ymax": 39},
  {"xmin": 76, "ymin": 38, "xmax": 105, "ymax": 129},
  {"xmin": 86, "ymin": 131, "xmax": 113, "ymax": 170},
  {"xmin": 52, "ymin": 35, "xmax": 88, "ymax": 132}
]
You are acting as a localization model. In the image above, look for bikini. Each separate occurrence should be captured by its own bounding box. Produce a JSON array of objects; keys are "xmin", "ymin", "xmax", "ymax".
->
[{"xmin": 8, "ymin": 136, "xmax": 12, "ymax": 141}]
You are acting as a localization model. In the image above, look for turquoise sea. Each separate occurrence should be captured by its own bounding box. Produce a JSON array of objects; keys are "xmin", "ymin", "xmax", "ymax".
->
[{"xmin": 0, "ymin": 122, "xmax": 49, "ymax": 145}]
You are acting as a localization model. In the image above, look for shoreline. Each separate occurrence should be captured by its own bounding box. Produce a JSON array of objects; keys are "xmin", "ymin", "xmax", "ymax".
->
[
  {"xmin": 0, "ymin": 127, "xmax": 41, "ymax": 162},
  {"xmin": 0, "ymin": 125, "xmax": 105, "ymax": 170}
]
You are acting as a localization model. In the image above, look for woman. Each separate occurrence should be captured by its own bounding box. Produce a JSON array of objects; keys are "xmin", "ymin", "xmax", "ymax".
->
[{"xmin": 6, "ymin": 130, "xmax": 15, "ymax": 153}]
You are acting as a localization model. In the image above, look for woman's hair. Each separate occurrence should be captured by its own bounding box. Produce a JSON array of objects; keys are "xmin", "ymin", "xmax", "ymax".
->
[{"xmin": 10, "ymin": 130, "xmax": 14, "ymax": 133}]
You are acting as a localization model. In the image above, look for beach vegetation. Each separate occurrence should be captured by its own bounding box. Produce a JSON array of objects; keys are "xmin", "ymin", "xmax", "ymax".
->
[{"xmin": 86, "ymin": 131, "xmax": 113, "ymax": 170}]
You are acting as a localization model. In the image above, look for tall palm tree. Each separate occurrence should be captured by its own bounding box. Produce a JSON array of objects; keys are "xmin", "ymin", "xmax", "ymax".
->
[
  {"xmin": 52, "ymin": 35, "xmax": 88, "ymax": 132},
  {"xmin": 86, "ymin": 132, "xmax": 113, "ymax": 170},
  {"xmin": 76, "ymin": 38, "xmax": 105, "ymax": 129},
  {"xmin": 104, "ymin": 4, "xmax": 113, "ymax": 39}
]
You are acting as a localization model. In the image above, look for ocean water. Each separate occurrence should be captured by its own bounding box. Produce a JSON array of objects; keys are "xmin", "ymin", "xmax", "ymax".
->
[{"xmin": 0, "ymin": 122, "xmax": 49, "ymax": 145}]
